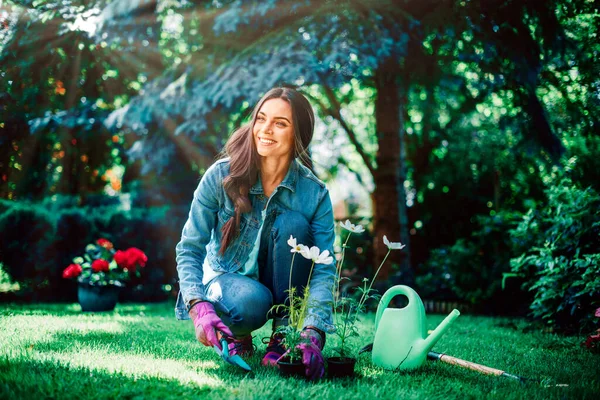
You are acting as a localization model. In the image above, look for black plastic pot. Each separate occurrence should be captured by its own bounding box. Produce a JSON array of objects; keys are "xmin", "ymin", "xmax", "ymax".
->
[
  {"xmin": 78, "ymin": 283, "xmax": 120, "ymax": 312},
  {"xmin": 277, "ymin": 357, "xmax": 305, "ymax": 378},
  {"xmin": 327, "ymin": 357, "xmax": 356, "ymax": 378}
]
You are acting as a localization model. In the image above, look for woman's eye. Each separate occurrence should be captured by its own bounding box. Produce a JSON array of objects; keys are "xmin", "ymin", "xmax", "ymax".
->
[
  {"xmin": 256, "ymin": 116, "xmax": 265, "ymax": 122},
  {"xmin": 276, "ymin": 122, "xmax": 286, "ymax": 127}
]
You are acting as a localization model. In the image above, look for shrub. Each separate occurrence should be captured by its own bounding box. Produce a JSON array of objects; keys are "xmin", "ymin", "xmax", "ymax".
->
[
  {"xmin": 53, "ymin": 209, "xmax": 96, "ymax": 300},
  {"xmin": 0, "ymin": 197, "xmax": 183, "ymax": 302},
  {"xmin": 0, "ymin": 205, "xmax": 56, "ymax": 295},
  {"xmin": 506, "ymin": 179, "xmax": 600, "ymax": 333},
  {"xmin": 416, "ymin": 210, "xmax": 530, "ymax": 314},
  {"xmin": 104, "ymin": 206, "xmax": 179, "ymax": 301}
]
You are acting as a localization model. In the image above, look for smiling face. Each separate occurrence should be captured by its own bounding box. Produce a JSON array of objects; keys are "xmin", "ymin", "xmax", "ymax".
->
[{"xmin": 252, "ymin": 98, "xmax": 295, "ymax": 162}]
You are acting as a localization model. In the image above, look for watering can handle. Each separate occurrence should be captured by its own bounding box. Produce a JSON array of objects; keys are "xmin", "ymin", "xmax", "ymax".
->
[{"xmin": 374, "ymin": 285, "xmax": 420, "ymax": 331}]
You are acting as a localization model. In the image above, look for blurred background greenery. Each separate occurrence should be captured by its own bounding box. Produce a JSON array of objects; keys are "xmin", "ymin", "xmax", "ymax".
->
[{"xmin": 0, "ymin": 0, "xmax": 598, "ymax": 334}]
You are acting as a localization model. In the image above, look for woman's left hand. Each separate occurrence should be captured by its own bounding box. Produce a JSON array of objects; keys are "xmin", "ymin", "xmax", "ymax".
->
[{"xmin": 297, "ymin": 329, "xmax": 325, "ymax": 380}]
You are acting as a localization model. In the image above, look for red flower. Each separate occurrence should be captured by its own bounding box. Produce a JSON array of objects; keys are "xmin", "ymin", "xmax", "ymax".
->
[
  {"xmin": 114, "ymin": 250, "xmax": 129, "ymax": 269},
  {"xmin": 62, "ymin": 264, "xmax": 82, "ymax": 279},
  {"xmin": 114, "ymin": 247, "xmax": 148, "ymax": 272},
  {"xmin": 91, "ymin": 259, "xmax": 110, "ymax": 272},
  {"xmin": 127, "ymin": 247, "xmax": 148, "ymax": 268},
  {"xmin": 96, "ymin": 238, "xmax": 114, "ymax": 250},
  {"xmin": 583, "ymin": 330, "xmax": 600, "ymax": 353}
]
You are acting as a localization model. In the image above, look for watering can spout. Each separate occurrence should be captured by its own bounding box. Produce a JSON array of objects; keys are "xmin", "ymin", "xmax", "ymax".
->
[{"xmin": 422, "ymin": 309, "xmax": 460, "ymax": 351}]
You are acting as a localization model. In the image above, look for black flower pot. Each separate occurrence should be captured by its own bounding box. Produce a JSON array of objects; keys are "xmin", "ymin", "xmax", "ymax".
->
[
  {"xmin": 327, "ymin": 357, "xmax": 356, "ymax": 378},
  {"xmin": 78, "ymin": 283, "xmax": 120, "ymax": 312},
  {"xmin": 277, "ymin": 357, "xmax": 305, "ymax": 378}
]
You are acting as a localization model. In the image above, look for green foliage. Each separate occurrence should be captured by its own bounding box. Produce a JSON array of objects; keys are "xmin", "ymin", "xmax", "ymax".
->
[
  {"xmin": 269, "ymin": 252, "xmax": 318, "ymax": 362},
  {"xmin": 0, "ymin": 0, "xmax": 161, "ymax": 201},
  {"xmin": 507, "ymin": 180, "xmax": 600, "ymax": 332},
  {"xmin": 0, "ymin": 204, "xmax": 56, "ymax": 293},
  {"xmin": 416, "ymin": 210, "xmax": 527, "ymax": 311},
  {"xmin": 332, "ymin": 277, "xmax": 381, "ymax": 359},
  {"xmin": 0, "ymin": 199, "xmax": 15, "ymax": 216},
  {"xmin": 0, "ymin": 196, "xmax": 183, "ymax": 301},
  {"xmin": 332, "ymin": 223, "xmax": 396, "ymax": 358}
]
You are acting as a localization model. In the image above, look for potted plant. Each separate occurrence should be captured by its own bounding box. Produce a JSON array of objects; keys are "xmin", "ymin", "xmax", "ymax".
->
[
  {"xmin": 271, "ymin": 237, "xmax": 333, "ymax": 378},
  {"xmin": 62, "ymin": 238, "xmax": 148, "ymax": 312},
  {"xmin": 328, "ymin": 220, "xmax": 405, "ymax": 378}
]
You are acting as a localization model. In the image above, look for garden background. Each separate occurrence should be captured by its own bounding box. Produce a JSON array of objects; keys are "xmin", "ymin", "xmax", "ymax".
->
[{"xmin": 0, "ymin": 0, "xmax": 599, "ymax": 397}]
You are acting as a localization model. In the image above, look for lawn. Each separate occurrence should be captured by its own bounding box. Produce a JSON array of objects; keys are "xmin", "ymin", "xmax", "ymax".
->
[{"xmin": 0, "ymin": 302, "xmax": 598, "ymax": 399}]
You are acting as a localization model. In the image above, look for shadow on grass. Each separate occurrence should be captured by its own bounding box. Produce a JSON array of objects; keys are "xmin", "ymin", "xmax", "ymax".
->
[
  {"xmin": 0, "ymin": 356, "xmax": 221, "ymax": 400},
  {"xmin": 1, "ymin": 303, "xmax": 84, "ymax": 316},
  {"xmin": 36, "ymin": 328, "xmax": 232, "ymax": 366}
]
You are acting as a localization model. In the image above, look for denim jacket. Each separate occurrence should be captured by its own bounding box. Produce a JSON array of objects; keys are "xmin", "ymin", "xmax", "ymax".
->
[{"xmin": 175, "ymin": 158, "xmax": 336, "ymax": 333}]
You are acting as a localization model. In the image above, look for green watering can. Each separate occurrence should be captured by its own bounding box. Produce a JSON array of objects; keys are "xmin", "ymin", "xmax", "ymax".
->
[{"xmin": 372, "ymin": 285, "xmax": 460, "ymax": 370}]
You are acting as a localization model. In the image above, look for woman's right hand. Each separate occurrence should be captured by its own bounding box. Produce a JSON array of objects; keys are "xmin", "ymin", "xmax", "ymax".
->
[{"xmin": 188, "ymin": 301, "xmax": 233, "ymax": 350}]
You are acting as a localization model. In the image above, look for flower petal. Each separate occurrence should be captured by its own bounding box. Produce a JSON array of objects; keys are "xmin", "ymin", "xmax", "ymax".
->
[
  {"xmin": 300, "ymin": 246, "xmax": 312, "ymax": 260},
  {"xmin": 340, "ymin": 220, "xmax": 351, "ymax": 231},
  {"xmin": 383, "ymin": 235, "xmax": 406, "ymax": 250},
  {"xmin": 287, "ymin": 235, "xmax": 297, "ymax": 248}
]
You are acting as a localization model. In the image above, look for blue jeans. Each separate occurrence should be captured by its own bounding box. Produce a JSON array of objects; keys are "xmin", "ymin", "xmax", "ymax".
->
[{"xmin": 204, "ymin": 210, "xmax": 313, "ymax": 337}]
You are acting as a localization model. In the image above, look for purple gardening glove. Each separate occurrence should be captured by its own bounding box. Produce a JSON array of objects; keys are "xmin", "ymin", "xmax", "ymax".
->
[
  {"xmin": 297, "ymin": 329, "xmax": 325, "ymax": 380},
  {"xmin": 189, "ymin": 301, "xmax": 233, "ymax": 350}
]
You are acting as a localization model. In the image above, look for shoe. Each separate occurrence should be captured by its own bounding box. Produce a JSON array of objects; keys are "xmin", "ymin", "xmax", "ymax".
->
[
  {"xmin": 261, "ymin": 332, "xmax": 286, "ymax": 367},
  {"xmin": 222, "ymin": 333, "xmax": 255, "ymax": 357}
]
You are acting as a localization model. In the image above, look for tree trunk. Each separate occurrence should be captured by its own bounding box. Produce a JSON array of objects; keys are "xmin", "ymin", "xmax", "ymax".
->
[{"xmin": 372, "ymin": 56, "xmax": 409, "ymax": 279}]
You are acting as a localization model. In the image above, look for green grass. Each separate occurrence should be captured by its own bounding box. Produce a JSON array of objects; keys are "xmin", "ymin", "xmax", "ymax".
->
[{"xmin": 0, "ymin": 302, "xmax": 598, "ymax": 399}]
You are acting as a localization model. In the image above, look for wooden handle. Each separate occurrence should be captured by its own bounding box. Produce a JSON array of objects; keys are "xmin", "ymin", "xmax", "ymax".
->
[{"xmin": 437, "ymin": 353, "xmax": 505, "ymax": 376}]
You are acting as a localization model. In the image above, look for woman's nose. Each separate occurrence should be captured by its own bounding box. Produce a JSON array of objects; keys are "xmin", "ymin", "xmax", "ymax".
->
[{"xmin": 261, "ymin": 123, "xmax": 273, "ymax": 134}]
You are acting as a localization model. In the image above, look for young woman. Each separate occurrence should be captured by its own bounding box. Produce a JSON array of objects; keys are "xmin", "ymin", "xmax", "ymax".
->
[{"xmin": 175, "ymin": 87, "xmax": 335, "ymax": 380}]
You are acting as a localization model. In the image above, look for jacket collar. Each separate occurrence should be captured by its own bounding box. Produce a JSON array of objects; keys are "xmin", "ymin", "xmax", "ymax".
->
[{"xmin": 249, "ymin": 159, "xmax": 298, "ymax": 194}]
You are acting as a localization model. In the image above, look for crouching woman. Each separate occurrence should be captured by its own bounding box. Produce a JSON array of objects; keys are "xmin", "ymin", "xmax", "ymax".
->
[{"xmin": 175, "ymin": 87, "xmax": 335, "ymax": 380}]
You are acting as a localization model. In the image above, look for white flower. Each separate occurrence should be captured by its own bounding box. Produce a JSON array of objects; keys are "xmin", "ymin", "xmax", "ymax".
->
[
  {"xmin": 339, "ymin": 219, "xmax": 365, "ymax": 233},
  {"xmin": 287, "ymin": 235, "xmax": 306, "ymax": 253},
  {"xmin": 383, "ymin": 235, "xmax": 406, "ymax": 250},
  {"xmin": 300, "ymin": 246, "xmax": 334, "ymax": 265}
]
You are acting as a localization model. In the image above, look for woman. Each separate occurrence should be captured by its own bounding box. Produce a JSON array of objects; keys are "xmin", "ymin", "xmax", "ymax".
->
[{"xmin": 175, "ymin": 87, "xmax": 335, "ymax": 380}]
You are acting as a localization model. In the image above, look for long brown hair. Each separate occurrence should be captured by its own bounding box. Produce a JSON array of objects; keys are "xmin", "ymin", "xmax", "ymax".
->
[{"xmin": 219, "ymin": 87, "xmax": 315, "ymax": 254}]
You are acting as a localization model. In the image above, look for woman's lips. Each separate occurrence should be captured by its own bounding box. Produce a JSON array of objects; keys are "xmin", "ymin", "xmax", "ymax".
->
[{"xmin": 259, "ymin": 137, "xmax": 276, "ymax": 145}]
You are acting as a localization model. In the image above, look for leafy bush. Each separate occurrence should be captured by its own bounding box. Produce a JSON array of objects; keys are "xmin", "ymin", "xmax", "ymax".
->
[
  {"xmin": 53, "ymin": 209, "xmax": 96, "ymax": 300},
  {"xmin": 0, "ymin": 205, "xmax": 56, "ymax": 295},
  {"xmin": 416, "ymin": 210, "xmax": 530, "ymax": 314},
  {"xmin": 506, "ymin": 179, "xmax": 600, "ymax": 332},
  {"xmin": 103, "ymin": 206, "xmax": 180, "ymax": 301},
  {"xmin": 0, "ymin": 197, "xmax": 186, "ymax": 302}
]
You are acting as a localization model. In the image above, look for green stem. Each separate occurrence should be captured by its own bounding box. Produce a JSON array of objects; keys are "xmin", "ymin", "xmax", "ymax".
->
[
  {"xmin": 307, "ymin": 260, "xmax": 316, "ymax": 286},
  {"xmin": 288, "ymin": 252, "xmax": 296, "ymax": 327},
  {"xmin": 333, "ymin": 233, "xmax": 352, "ymax": 336},
  {"xmin": 336, "ymin": 233, "xmax": 352, "ymax": 298},
  {"xmin": 357, "ymin": 249, "xmax": 391, "ymax": 313},
  {"xmin": 289, "ymin": 252, "xmax": 296, "ymax": 294},
  {"xmin": 297, "ymin": 261, "xmax": 316, "ymax": 331}
]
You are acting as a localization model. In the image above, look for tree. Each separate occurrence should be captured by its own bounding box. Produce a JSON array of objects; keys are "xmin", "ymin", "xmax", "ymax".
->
[
  {"xmin": 106, "ymin": 0, "xmax": 419, "ymax": 277},
  {"xmin": 105, "ymin": 0, "xmax": 576, "ymax": 278},
  {"xmin": 0, "ymin": 0, "xmax": 162, "ymax": 200}
]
